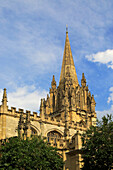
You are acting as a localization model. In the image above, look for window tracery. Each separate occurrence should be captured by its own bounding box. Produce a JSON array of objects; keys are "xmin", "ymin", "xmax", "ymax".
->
[{"xmin": 47, "ymin": 130, "xmax": 63, "ymax": 146}]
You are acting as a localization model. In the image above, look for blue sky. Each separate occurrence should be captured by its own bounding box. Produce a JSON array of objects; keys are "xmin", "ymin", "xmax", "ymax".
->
[{"xmin": 0, "ymin": 0, "xmax": 113, "ymax": 119}]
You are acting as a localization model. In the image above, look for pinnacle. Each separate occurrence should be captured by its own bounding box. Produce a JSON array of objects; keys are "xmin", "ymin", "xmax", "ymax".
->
[
  {"xmin": 41, "ymin": 99, "xmax": 44, "ymax": 107},
  {"xmin": 89, "ymin": 91, "xmax": 91, "ymax": 98},
  {"xmin": 82, "ymin": 73, "xmax": 85, "ymax": 79},
  {"xmin": 2, "ymin": 88, "xmax": 8, "ymax": 105},
  {"xmin": 51, "ymin": 75, "xmax": 56, "ymax": 88},
  {"xmin": 59, "ymin": 29, "xmax": 78, "ymax": 88},
  {"xmin": 81, "ymin": 73, "xmax": 86, "ymax": 87},
  {"xmin": 91, "ymin": 95, "xmax": 96, "ymax": 104},
  {"xmin": 52, "ymin": 75, "xmax": 56, "ymax": 84},
  {"xmin": 3, "ymin": 88, "xmax": 7, "ymax": 98}
]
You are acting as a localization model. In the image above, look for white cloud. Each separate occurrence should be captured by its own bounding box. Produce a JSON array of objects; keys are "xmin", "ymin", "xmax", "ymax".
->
[
  {"xmin": 86, "ymin": 49, "xmax": 113, "ymax": 69},
  {"xmin": 96, "ymin": 87, "xmax": 113, "ymax": 120},
  {"xmin": 96, "ymin": 108, "xmax": 113, "ymax": 121},
  {"xmin": 107, "ymin": 87, "xmax": 113, "ymax": 104},
  {"xmin": 0, "ymin": 85, "xmax": 48, "ymax": 113},
  {"xmin": 96, "ymin": 110, "xmax": 110, "ymax": 120}
]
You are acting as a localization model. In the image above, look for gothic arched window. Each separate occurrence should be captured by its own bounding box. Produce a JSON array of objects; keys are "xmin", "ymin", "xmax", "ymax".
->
[
  {"xmin": 47, "ymin": 130, "xmax": 63, "ymax": 146},
  {"xmin": 31, "ymin": 127, "xmax": 38, "ymax": 136}
]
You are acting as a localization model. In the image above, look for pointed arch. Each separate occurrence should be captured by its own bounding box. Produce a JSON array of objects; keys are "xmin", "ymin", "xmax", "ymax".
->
[
  {"xmin": 30, "ymin": 124, "xmax": 41, "ymax": 136},
  {"xmin": 79, "ymin": 120, "xmax": 86, "ymax": 127},
  {"xmin": 45, "ymin": 128, "xmax": 63, "ymax": 137}
]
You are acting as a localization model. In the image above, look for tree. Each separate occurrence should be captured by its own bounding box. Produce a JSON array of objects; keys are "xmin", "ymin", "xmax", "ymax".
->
[
  {"xmin": 0, "ymin": 136, "xmax": 63, "ymax": 170},
  {"xmin": 81, "ymin": 114, "xmax": 113, "ymax": 170}
]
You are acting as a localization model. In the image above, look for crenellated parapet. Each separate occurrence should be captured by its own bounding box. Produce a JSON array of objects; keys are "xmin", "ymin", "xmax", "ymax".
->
[{"xmin": 4, "ymin": 107, "xmax": 40, "ymax": 119}]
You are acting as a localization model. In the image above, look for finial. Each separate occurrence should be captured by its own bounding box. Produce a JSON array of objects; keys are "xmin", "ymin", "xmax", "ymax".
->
[
  {"xmin": 52, "ymin": 75, "xmax": 55, "ymax": 81},
  {"xmin": 82, "ymin": 73, "xmax": 85, "ymax": 79},
  {"xmin": 47, "ymin": 94, "xmax": 49, "ymax": 99},
  {"xmin": 91, "ymin": 95, "xmax": 95, "ymax": 103},
  {"xmin": 89, "ymin": 91, "xmax": 91, "ymax": 98},
  {"xmin": 41, "ymin": 99, "xmax": 44, "ymax": 107},
  {"xmin": 66, "ymin": 24, "xmax": 68, "ymax": 33},
  {"xmin": 3, "ymin": 88, "xmax": 6, "ymax": 96}
]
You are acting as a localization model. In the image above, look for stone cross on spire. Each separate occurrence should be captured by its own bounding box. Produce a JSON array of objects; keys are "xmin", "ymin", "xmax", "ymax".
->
[{"xmin": 59, "ymin": 27, "xmax": 78, "ymax": 88}]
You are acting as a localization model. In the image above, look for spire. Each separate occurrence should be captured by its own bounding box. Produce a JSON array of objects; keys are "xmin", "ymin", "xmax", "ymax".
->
[
  {"xmin": 59, "ymin": 28, "xmax": 78, "ymax": 88},
  {"xmin": 2, "ymin": 88, "xmax": 8, "ymax": 106}
]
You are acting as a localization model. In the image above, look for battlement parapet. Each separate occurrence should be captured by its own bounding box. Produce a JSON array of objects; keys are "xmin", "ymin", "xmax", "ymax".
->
[
  {"xmin": 43, "ymin": 115, "xmax": 65, "ymax": 126},
  {"xmin": 6, "ymin": 106, "xmax": 40, "ymax": 120},
  {"xmin": 33, "ymin": 112, "xmax": 38, "ymax": 119},
  {"xmin": 18, "ymin": 108, "xmax": 24, "ymax": 113}
]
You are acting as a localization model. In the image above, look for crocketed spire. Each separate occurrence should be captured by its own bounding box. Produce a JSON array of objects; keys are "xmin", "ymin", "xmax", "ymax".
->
[{"xmin": 59, "ymin": 27, "xmax": 78, "ymax": 88}]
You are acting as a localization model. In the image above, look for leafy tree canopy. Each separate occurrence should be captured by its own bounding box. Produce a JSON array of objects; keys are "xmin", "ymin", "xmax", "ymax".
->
[
  {"xmin": 0, "ymin": 136, "xmax": 63, "ymax": 170},
  {"xmin": 81, "ymin": 114, "xmax": 113, "ymax": 170}
]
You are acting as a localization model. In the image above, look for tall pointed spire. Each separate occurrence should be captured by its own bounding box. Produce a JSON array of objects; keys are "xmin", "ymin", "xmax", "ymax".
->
[{"xmin": 59, "ymin": 27, "xmax": 78, "ymax": 88}]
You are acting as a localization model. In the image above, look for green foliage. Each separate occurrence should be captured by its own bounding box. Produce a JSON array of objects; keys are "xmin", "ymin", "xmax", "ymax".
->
[
  {"xmin": 0, "ymin": 136, "xmax": 63, "ymax": 170},
  {"xmin": 81, "ymin": 114, "xmax": 113, "ymax": 170}
]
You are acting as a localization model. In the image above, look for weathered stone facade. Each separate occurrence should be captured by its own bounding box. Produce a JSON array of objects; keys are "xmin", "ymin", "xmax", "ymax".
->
[{"xmin": 0, "ymin": 29, "xmax": 96, "ymax": 170}]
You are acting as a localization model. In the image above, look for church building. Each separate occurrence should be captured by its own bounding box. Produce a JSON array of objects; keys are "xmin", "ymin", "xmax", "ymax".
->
[{"xmin": 0, "ymin": 29, "xmax": 96, "ymax": 170}]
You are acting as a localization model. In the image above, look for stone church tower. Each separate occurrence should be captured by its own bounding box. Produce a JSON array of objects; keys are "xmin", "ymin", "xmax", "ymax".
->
[{"xmin": 0, "ymin": 29, "xmax": 96, "ymax": 170}]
